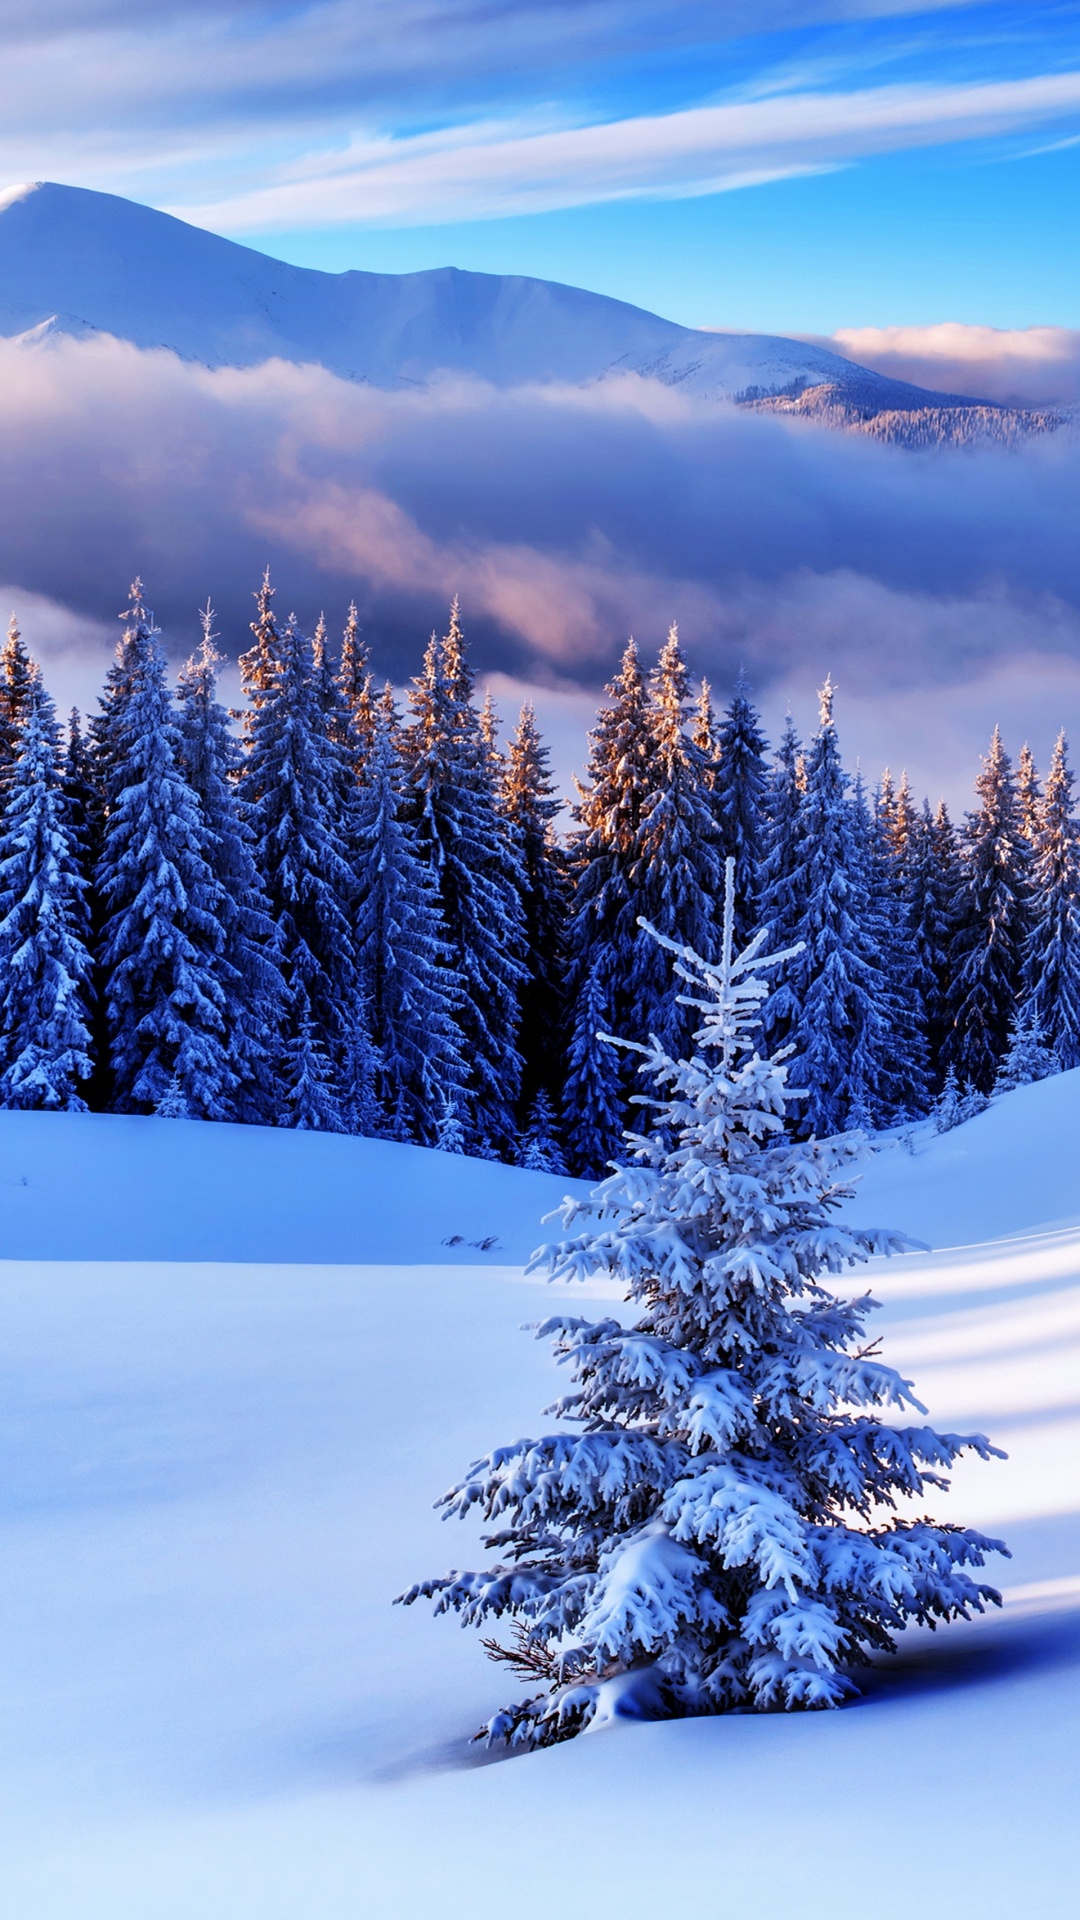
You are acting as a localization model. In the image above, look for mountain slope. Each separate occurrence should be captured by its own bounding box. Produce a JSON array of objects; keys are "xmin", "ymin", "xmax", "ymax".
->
[{"xmin": 0, "ymin": 181, "xmax": 1001, "ymax": 418}]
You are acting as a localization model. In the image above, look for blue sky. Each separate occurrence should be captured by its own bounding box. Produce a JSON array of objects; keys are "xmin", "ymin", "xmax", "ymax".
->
[{"xmin": 2, "ymin": 0, "xmax": 1078, "ymax": 329}]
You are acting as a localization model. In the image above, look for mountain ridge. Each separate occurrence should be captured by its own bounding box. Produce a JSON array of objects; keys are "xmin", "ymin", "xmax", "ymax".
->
[{"xmin": 0, "ymin": 180, "xmax": 1026, "ymax": 434}]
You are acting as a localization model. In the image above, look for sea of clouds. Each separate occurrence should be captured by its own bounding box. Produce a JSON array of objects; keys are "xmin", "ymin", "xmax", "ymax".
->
[{"xmin": 2, "ymin": 329, "xmax": 1078, "ymax": 804}]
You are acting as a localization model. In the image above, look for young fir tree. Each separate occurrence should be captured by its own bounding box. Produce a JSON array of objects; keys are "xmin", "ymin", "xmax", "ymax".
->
[
  {"xmin": 519, "ymin": 1088, "xmax": 568, "ymax": 1174},
  {"xmin": 176, "ymin": 606, "xmax": 286, "ymax": 1122},
  {"xmin": 563, "ymin": 638, "xmax": 657, "ymax": 1175},
  {"xmin": 402, "ymin": 861, "xmax": 1005, "ymax": 1747},
  {"xmin": 404, "ymin": 604, "xmax": 527, "ymax": 1157},
  {"xmin": 994, "ymin": 1002, "xmax": 1056, "ymax": 1093},
  {"xmin": 758, "ymin": 713, "xmax": 805, "ymax": 1058},
  {"xmin": 781, "ymin": 683, "xmax": 906, "ymax": 1134},
  {"xmin": 239, "ymin": 580, "xmax": 364, "ymax": 1128},
  {"xmin": 96, "ymin": 603, "xmax": 233, "ymax": 1117},
  {"xmin": 711, "ymin": 672, "xmax": 770, "ymax": 951},
  {"xmin": 632, "ymin": 626, "xmax": 725, "ymax": 1060},
  {"xmin": 0, "ymin": 684, "xmax": 94, "ymax": 1109},
  {"xmin": 501, "ymin": 702, "xmax": 568, "ymax": 1119},
  {"xmin": 1020, "ymin": 730, "xmax": 1080, "ymax": 1069},
  {"xmin": 945, "ymin": 728, "xmax": 1031, "ymax": 1093},
  {"xmin": 353, "ymin": 683, "xmax": 466, "ymax": 1141}
]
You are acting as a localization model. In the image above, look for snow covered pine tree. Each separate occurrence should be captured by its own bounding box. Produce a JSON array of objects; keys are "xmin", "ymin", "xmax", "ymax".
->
[{"xmin": 402, "ymin": 861, "xmax": 1006, "ymax": 1747}]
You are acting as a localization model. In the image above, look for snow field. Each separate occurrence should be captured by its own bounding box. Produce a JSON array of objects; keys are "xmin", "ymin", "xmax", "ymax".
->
[{"xmin": 0, "ymin": 1086, "xmax": 1077, "ymax": 1916}]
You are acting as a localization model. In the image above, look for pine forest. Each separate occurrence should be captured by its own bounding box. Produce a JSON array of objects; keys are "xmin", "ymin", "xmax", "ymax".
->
[{"xmin": 1, "ymin": 575, "xmax": 1076, "ymax": 1170}]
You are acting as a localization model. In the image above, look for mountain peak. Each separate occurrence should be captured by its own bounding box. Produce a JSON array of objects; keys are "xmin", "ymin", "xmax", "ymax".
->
[{"xmin": 0, "ymin": 180, "xmax": 1001, "ymax": 417}]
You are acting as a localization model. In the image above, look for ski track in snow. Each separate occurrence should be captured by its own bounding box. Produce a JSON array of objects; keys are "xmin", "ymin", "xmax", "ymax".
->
[{"xmin": 0, "ymin": 1084, "xmax": 1078, "ymax": 1916}]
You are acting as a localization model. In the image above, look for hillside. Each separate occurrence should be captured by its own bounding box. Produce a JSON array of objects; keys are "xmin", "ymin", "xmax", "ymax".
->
[
  {"xmin": 0, "ymin": 181, "xmax": 1010, "ymax": 425},
  {"xmin": 0, "ymin": 1085, "xmax": 1077, "ymax": 1916}
]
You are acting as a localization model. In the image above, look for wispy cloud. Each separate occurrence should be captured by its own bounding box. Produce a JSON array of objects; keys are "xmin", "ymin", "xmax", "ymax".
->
[
  {"xmin": 167, "ymin": 69, "xmax": 1080, "ymax": 231},
  {"xmin": 0, "ymin": 2, "xmax": 1057, "ymax": 218}
]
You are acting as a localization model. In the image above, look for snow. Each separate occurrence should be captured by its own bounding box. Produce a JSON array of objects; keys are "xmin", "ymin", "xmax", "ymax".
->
[
  {"xmin": 1, "ymin": 1077, "xmax": 1079, "ymax": 1914},
  {"xmin": 0, "ymin": 181, "xmax": 984, "ymax": 410}
]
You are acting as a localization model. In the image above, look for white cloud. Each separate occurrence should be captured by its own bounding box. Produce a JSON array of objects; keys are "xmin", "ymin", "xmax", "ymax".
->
[
  {"xmin": 825, "ymin": 324, "xmax": 1080, "ymax": 407},
  {"xmin": 0, "ymin": 329, "xmax": 1078, "ymax": 804}
]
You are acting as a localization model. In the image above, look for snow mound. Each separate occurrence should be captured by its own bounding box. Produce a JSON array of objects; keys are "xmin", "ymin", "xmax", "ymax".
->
[
  {"xmin": 0, "ymin": 1110, "xmax": 587, "ymax": 1264},
  {"xmin": 0, "ymin": 1080, "xmax": 1078, "ymax": 1915}
]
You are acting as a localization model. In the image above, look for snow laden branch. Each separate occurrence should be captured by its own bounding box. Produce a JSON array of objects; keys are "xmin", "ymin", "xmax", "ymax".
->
[{"xmin": 400, "ymin": 859, "xmax": 1007, "ymax": 1749}]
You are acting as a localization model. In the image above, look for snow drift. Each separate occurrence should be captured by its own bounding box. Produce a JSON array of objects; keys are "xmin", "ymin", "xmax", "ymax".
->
[{"xmin": 0, "ymin": 1080, "xmax": 1078, "ymax": 1914}]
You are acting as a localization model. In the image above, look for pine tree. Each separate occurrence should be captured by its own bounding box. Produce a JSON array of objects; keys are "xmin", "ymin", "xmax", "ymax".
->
[
  {"xmin": 782, "ymin": 683, "xmax": 908, "ymax": 1134},
  {"xmin": 758, "ymin": 713, "xmax": 805, "ymax": 1058},
  {"xmin": 0, "ymin": 613, "xmax": 39, "ymax": 780},
  {"xmin": 239, "ymin": 585, "xmax": 365, "ymax": 1126},
  {"xmin": 337, "ymin": 600, "xmax": 377, "ymax": 766},
  {"xmin": 945, "ymin": 728, "xmax": 1031, "ymax": 1092},
  {"xmin": 402, "ymin": 862, "xmax": 1005, "ymax": 1747},
  {"xmin": 176, "ymin": 605, "xmax": 286, "ymax": 1122},
  {"xmin": 632, "ymin": 625, "xmax": 724, "ymax": 1058},
  {"xmin": 1021, "ymin": 730, "xmax": 1080, "ymax": 1069},
  {"xmin": 284, "ymin": 999, "xmax": 343, "ymax": 1130},
  {"xmin": 690, "ymin": 679, "xmax": 720, "ymax": 780},
  {"xmin": 404, "ymin": 604, "xmax": 527, "ymax": 1157},
  {"xmin": 854, "ymin": 772, "xmax": 931, "ymax": 1120},
  {"xmin": 0, "ymin": 684, "xmax": 94, "ymax": 1109},
  {"xmin": 519, "ymin": 1089, "xmax": 568, "ymax": 1174},
  {"xmin": 563, "ymin": 638, "xmax": 656, "ymax": 1174},
  {"xmin": 501, "ymin": 702, "xmax": 568, "ymax": 1118},
  {"xmin": 907, "ymin": 799, "xmax": 963, "ymax": 1085},
  {"xmin": 96, "ymin": 601, "xmax": 232, "ymax": 1117},
  {"xmin": 90, "ymin": 581, "xmax": 150, "ymax": 810},
  {"xmin": 1017, "ymin": 743, "xmax": 1041, "ymax": 845},
  {"xmin": 354, "ymin": 683, "xmax": 465, "ymax": 1141},
  {"xmin": 711, "ymin": 672, "xmax": 769, "ymax": 950}
]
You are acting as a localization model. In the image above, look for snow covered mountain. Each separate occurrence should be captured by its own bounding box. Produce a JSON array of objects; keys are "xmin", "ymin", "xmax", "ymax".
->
[{"xmin": 0, "ymin": 180, "xmax": 1004, "ymax": 422}]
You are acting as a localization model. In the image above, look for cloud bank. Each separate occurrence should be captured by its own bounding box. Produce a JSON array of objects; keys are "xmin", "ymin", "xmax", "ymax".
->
[
  {"xmin": 825, "ymin": 324, "xmax": 1080, "ymax": 407},
  {"xmin": 1, "ymin": 329, "xmax": 1078, "ymax": 799}
]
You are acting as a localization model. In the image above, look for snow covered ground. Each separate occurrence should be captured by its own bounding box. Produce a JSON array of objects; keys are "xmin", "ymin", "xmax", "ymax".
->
[{"xmin": 0, "ymin": 1086, "xmax": 1078, "ymax": 1917}]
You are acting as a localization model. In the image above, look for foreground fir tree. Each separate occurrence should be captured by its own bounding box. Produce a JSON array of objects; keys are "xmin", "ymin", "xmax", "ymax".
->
[
  {"xmin": 402, "ymin": 863, "xmax": 1005, "ymax": 1747},
  {"xmin": 0, "ymin": 687, "xmax": 94, "ymax": 1109}
]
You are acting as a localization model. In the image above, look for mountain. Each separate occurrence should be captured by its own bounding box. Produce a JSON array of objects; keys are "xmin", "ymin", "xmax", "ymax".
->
[{"xmin": 0, "ymin": 181, "xmax": 1017, "ymax": 429}]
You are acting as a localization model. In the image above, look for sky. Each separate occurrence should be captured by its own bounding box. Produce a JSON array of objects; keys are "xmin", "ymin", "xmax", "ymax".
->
[
  {"xmin": 0, "ymin": 1, "xmax": 1078, "ymax": 332},
  {"xmin": 1, "ymin": 0, "xmax": 1080, "ymax": 803}
]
